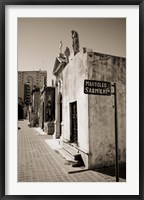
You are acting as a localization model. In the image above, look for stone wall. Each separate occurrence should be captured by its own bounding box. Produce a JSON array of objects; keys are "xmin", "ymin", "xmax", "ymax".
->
[
  {"xmin": 62, "ymin": 50, "xmax": 126, "ymax": 169},
  {"xmin": 39, "ymin": 87, "xmax": 55, "ymax": 130},
  {"xmin": 87, "ymin": 52, "xmax": 126, "ymax": 168},
  {"xmin": 63, "ymin": 52, "xmax": 89, "ymax": 154}
]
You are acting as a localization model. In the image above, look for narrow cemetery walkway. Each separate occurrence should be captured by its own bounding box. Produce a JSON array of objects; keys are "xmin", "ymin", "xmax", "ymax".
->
[{"xmin": 18, "ymin": 120, "xmax": 125, "ymax": 182}]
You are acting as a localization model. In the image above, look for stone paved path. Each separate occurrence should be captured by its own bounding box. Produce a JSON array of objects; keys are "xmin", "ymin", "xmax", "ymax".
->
[{"xmin": 18, "ymin": 120, "xmax": 125, "ymax": 182}]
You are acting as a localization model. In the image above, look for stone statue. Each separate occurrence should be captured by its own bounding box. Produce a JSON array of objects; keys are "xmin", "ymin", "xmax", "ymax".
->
[
  {"xmin": 46, "ymin": 100, "xmax": 53, "ymax": 122},
  {"xmin": 59, "ymin": 41, "xmax": 63, "ymax": 54},
  {"xmin": 64, "ymin": 47, "xmax": 70, "ymax": 63},
  {"xmin": 71, "ymin": 30, "xmax": 79, "ymax": 55}
]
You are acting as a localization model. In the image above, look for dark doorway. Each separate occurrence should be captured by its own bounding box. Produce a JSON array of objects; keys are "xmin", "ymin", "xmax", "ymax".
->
[{"xmin": 70, "ymin": 101, "xmax": 78, "ymax": 143}]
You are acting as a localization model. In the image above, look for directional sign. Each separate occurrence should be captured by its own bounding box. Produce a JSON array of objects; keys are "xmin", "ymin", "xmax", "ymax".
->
[{"xmin": 84, "ymin": 80, "xmax": 111, "ymax": 96}]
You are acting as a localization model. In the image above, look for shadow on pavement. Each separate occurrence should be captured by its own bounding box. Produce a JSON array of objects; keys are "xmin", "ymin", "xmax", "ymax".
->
[{"xmin": 92, "ymin": 164, "xmax": 126, "ymax": 179}]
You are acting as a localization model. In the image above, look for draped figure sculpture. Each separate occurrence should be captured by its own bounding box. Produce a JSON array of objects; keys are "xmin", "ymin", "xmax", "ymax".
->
[{"xmin": 71, "ymin": 30, "xmax": 79, "ymax": 55}]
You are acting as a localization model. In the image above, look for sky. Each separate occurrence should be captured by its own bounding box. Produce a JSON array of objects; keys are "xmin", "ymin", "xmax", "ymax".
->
[{"xmin": 18, "ymin": 18, "xmax": 126, "ymax": 86}]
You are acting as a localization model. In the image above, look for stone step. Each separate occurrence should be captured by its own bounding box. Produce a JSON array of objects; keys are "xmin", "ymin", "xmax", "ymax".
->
[
  {"xmin": 59, "ymin": 141, "xmax": 85, "ymax": 167},
  {"xmin": 58, "ymin": 148, "xmax": 79, "ymax": 163},
  {"xmin": 62, "ymin": 145, "xmax": 81, "ymax": 161},
  {"xmin": 58, "ymin": 147, "xmax": 85, "ymax": 168},
  {"xmin": 62, "ymin": 141, "xmax": 79, "ymax": 153}
]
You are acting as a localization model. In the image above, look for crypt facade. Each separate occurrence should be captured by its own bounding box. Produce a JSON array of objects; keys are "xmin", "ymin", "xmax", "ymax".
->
[{"xmin": 53, "ymin": 31, "xmax": 126, "ymax": 169}]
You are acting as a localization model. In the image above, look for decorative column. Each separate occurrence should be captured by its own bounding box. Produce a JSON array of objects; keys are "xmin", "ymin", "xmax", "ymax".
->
[
  {"xmin": 53, "ymin": 81, "xmax": 61, "ymax": 139},
  {"xmin": 52, "ymin": 48, "xmax": 66, "ymax": 139}
]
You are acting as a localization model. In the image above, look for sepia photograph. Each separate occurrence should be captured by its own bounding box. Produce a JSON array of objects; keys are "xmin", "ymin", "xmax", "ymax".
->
[{"xmin": 17, "ymin": 17, "xmax": 126, "ymax": 183}]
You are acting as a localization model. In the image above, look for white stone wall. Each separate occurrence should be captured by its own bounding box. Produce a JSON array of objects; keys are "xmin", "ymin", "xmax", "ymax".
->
[{"xmin": 63, "ymin": 52, "xmax": 89, "ymax": 153}]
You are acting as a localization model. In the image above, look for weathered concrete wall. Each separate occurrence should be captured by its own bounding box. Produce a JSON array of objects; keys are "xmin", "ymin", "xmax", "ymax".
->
[
  {"xmin": 62, "ymin": 50, "xmax": 126, "ymax": 169},
  {"xmin": 63, "ymin": 52, "xmax": 89, "ymax": 154},
  {"xmin": 87, "ymin": 52, "xmax": 126, "ymax": 168}
]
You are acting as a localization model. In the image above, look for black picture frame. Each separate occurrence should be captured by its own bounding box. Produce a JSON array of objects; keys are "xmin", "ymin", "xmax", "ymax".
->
[{"xmin": 0, "ymin": 0, "xmax": 143, "ymax": 199}]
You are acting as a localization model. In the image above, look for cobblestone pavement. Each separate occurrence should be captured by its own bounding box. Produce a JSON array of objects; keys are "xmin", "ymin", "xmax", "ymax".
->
[{"xmin": 18, "ymin": 120, "xmax": 126, "ymax": 182}]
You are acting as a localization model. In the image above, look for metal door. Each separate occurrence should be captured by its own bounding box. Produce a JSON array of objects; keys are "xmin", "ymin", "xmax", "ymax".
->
[{"xmin": 70, "ymin": 101, "xmax": 78, "ymax": 143}]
